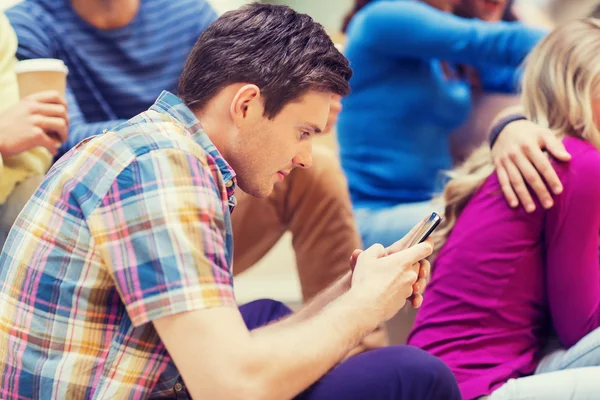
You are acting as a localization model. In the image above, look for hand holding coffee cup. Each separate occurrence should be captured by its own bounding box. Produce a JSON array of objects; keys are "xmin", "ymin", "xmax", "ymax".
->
[
  {"xmin": 14, "ymin": 59, "xmax": 69, "ymax": 145},
  {"xmin": 0, "ymin": 91, "xmax": 68, "ymax": 157}
]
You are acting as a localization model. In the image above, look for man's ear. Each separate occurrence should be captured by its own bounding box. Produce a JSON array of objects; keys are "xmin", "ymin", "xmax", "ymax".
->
[{"xmin": 231, "ymin": 84, "xmax": 262, "ymax": 128}]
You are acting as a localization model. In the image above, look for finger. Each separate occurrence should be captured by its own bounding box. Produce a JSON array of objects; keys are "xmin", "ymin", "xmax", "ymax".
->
[
  {"xmin": 419, "ymin": 259, "xmax": 431, "ymax": 279},
  {"xmin": 26, "ymin": 90, "xmax": 65, "ymax": 106},
  {"xmin": 34, "ymin": 102, "xmax": 68, "ymax": 121},
  {"xmin": 513, "ymin": 148, "xmax": 554, "ymax": 209},
  {"xmin": 496, "ymin": 162, "xmax": 519, "ymax": 208},
  {"xmin": 386, "ymin": 241, "xmax": 433, "ymax": 267},
  {"xmin": 530, "ymin": 138, "xmax": 565, "ymax": 196},
  {"xmin": 386, "ymin": 216, "xmax": 429, "ymax": 255},
  {"xmin": 33, "ymin": 128, "xmax": 60, "ymax": 156},
  {"xmin": 542, "ymin": 132, "xmax": 571, "ymax": 163},
  {"xmin": 410, "ymin": 293, "xmax": 424, "ymax": 308},
  {"xmin": 503, "ymin": 156, "xmax": 536, "ymax": 213},
  {"xmin": 349, "ymin": 249, "xmax": 363, "ymax": 271},
  {"xmin": 412, "ymin": 276, "xmax": 427, "ymax": 294},
  {"xmin": 33, "ymin": 116, "xmax": 68, "ymax": 143}
]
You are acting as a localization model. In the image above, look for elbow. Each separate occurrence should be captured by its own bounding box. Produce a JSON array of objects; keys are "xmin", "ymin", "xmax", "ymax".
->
[{"xmin": 230, "ymin": 352, "xmax": 286, "ymax": 400}]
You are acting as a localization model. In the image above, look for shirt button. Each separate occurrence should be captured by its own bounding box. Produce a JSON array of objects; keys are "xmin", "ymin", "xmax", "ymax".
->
[
  {"xmin": 225, "ymin": 180, "xmax": 233, "ymax": 188},
  {"xmin": 174, "ymin": 382, "xmax": 183, "ymax": 392}
]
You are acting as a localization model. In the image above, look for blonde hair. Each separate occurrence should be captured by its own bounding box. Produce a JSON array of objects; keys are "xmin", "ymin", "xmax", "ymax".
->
[{"xmin": 432, "ymin": 18, "xmax": 600, "ymax": 259}]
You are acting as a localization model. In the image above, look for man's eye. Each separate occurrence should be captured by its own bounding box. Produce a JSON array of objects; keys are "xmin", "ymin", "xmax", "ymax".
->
[{"xmin": 300, "ymin": 131, "xmax": 311, "ymax": 140}]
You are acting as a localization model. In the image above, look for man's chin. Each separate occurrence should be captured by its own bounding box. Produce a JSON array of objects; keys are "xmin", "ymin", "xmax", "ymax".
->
[{"xmin": 237, "ymin": 182, "xmax": 274, "ymax": 198}]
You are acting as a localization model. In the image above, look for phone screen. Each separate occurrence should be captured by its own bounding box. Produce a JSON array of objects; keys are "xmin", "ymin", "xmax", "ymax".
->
[{"xmin": 408, "ymin": 212, "xmax": 442, "ymax": 247}]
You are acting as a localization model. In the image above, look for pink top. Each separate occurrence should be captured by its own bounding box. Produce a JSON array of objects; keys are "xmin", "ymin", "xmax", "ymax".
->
[{"xmin": 407, "ymin": 137, "xmax": 600, "ymax": 399}]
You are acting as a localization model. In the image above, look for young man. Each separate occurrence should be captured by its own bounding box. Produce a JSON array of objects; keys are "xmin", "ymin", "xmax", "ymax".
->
[
  {"xmin": 7, "ymin": 0, "xmax": 362, "ymax": 309},
  {"xmin": 0, "ymin": 5, "xmax": 460, "ymax": 399}
]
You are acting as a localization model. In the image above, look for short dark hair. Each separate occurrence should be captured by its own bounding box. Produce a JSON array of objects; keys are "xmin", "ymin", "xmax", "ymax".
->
[{"xmin": 179, "ymin": 3, "xmax": 352, "ymax": 119}]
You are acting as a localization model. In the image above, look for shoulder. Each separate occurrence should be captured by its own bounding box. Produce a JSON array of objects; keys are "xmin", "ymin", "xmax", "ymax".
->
[
  {"xmin": 114, "ymin": 112, "xmax": 210, "ymax": 165},
  {"xmin": 554, "ymin": 137, "xmax": 600, "ymax": 201},
  {"xmin": 5, "ymin": 1, "xmax": 54, "ymax": 29},
  {"xmin": 5, "ymin": 1, "xmax": 58, "ymax": 54},
  {"xmin": 559, "ymin": 138, "xmax": 600, "ymax": 186}
]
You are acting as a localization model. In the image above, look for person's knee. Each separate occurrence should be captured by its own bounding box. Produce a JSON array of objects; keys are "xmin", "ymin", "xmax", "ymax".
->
[
  {"xmin": 241, "ymin": 299, "xmax": 290, "ymax": 316},
  {"xmin": 383, "ymin": 346, "xmax": 461, "ymax": 400},
  {"xmin": 238, "ymin": 299, "xmax": 293, "ymax": 330}
]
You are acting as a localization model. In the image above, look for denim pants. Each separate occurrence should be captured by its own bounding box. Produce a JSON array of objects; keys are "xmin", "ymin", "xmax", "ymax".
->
[
  {"xmin": 487, "ymin": 327, "xmax": 600, "ymax": 400},
  {"xmin": 152, "ymin": 299, "xmax": 461, "ymax": 399}
]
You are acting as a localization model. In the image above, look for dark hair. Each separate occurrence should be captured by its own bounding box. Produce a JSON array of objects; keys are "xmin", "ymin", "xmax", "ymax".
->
[
  {"xmin": 342, "ymin": 0, "xmax": 374, "ymax": 33},
  {"xmin": 179, "ymin": 3, "xmax": 352, "ymax": 119}
]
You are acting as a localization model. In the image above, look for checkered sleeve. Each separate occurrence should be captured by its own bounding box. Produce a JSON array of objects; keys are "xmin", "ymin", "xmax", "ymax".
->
[{"xmin": 88, "ymin": 148, "xmax": 236, "ymax": 327}]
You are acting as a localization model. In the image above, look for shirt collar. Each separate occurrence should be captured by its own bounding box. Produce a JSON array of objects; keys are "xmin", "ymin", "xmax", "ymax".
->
[{"xmin": 150, "ymin": 91, "xmax": 237, "ymax": 197}]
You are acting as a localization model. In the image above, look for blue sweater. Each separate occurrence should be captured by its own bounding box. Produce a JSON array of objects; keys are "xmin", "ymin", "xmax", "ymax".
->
[
  {"xmin": 337, "ymin": 0, "xmax": 545, "ymax": 208},
  {"xmin": 6, "ymin": 0, "xmax": 217, "ymax": 154}
]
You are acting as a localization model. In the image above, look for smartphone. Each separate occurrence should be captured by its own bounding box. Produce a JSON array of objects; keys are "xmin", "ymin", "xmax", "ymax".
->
[{"xmin": 407, "ymin": 212, "xmax": 442, "ymax": 247}]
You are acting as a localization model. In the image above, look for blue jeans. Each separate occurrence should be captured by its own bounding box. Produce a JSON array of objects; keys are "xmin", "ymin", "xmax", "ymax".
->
[
  {"xmin": 355, "ymin": 200, "xmax": 440, "ymax": 248},
  {"xmin": 153, "ymin": 299, "xmax": 461, "ymax": 399},
  {"xmin": 488, "ymin": 327, "xmax": 600, "ymax": 400}
]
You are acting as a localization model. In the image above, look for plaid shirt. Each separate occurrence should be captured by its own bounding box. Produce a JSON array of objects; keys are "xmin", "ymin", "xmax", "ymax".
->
[{"xmin": 0, "ymin": 91, "xmax": 237, "ymax": 399}]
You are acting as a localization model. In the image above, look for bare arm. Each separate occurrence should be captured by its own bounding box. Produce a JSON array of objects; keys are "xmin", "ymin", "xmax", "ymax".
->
[
  {"xmin": 154, "ymin": 241, "xmax": 432, "ymax": 400},
  {"xmin": 489, "ymin": 106, "xmax": 571, "ymax": 212}
]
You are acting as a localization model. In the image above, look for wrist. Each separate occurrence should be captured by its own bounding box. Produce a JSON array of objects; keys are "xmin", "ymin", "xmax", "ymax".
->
[
  {"xmin": 342, "ymin": 288, "xmax": 381, "ymax": 332},
  {"xmin": 489, "ymin": 114, "xmax": 528, "ymax": 148}
]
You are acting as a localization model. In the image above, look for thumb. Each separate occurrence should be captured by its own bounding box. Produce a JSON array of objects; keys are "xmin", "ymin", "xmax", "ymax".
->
[
  {"xmin": 542, "ymin": 131, "xmax": 571, "ymax": 162},
  {"xmin": 349, "ymin": 249, "xmax": 363, "ymax": 271}
]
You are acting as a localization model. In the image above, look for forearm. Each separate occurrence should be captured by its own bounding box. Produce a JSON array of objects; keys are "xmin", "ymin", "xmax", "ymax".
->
[
  {"xmin": 285, "ymin": 272, "xmax": 352, "ymax": 325},
  {"xmin": 239, "ymin": 291, "xmax": 377, "ymax": 400}
]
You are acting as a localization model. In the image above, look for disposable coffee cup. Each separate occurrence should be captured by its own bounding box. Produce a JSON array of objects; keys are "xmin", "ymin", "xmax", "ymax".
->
[{"xmin": 14, "ymin": 58, "xmax": 68, "ymax": 98}]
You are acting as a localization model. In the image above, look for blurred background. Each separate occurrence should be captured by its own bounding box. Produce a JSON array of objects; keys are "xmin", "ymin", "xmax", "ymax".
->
[
  {"xmin": 2, "ymin": 0, "xmax": 599, "ymax": 343},
  {"xmin": 4, "ymin": 0, "xmax": 600, "ymax": 30}
]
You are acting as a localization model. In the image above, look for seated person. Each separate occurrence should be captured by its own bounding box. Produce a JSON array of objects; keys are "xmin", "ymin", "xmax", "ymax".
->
[
  {"xmin": 408, "ymin": 18, "xmax": 600, "ymax": 400},
  {"xmin": 336, "ymin": 0, "xmax": 545, "ymax": 247},
  {"xmin": 0, "ymin": 13, "xmax": 67, "ymax": 245},
  {"xmin": 6, "ymin": 0, "xmax": 362, "ymax": 309},
  {"xmin": 0, "ymin": 5, "xmax": 459, "ymax": 399}
]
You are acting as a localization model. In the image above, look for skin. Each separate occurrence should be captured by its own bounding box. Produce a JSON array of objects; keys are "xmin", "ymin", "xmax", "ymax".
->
[
  {"xmin": 69, "ymin": 0, "xmax": 140, "ymax": 30},
  {"xmin": 423, "ymin": 0, "xmax": 462, "ymax": 12},
  {"xmin": 454, "ymin": 0, "xmax": 511, "ymax": 22},
  {"xmin": 196, "ymin": 85, "xmax": 325, "ymax": 198},
  {"xmin": 152, "ymin": 84, "xmax": 433, "ymax": 399},
  {"xmin": 0, "ymin": 91, "xmax": 68, "ymax": 157}
]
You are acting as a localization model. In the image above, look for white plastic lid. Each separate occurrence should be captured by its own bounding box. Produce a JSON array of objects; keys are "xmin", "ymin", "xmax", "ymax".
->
[{"xmin": 14, "ymin": 58, "xmax": 68, "ymax": 75}]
